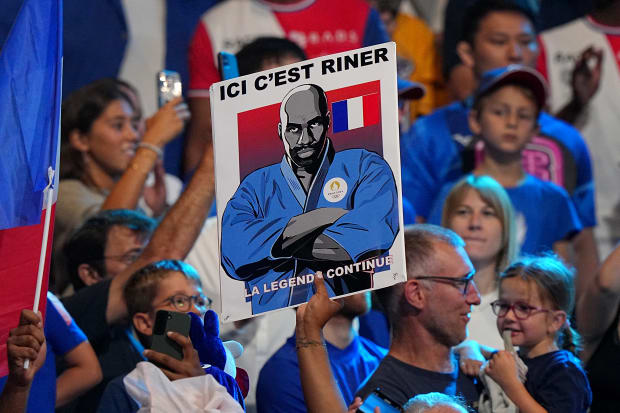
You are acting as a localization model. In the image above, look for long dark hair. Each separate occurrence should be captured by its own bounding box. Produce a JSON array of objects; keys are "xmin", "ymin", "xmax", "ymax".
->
[{"xmin": 60, "ymin": 78, "xmax": 131, "ymax": 181}]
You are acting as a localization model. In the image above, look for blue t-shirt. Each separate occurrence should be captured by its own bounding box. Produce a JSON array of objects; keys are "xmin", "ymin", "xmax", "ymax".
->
[
  {"xmin": 428, "ymin": 174, "xmax": 582, "ymax": 255},
  {"xmin": 522, "ymin": 350, "xmax": 592, "ymax": 413},
  {"xmin": 257, "ymin": 333, "xmax": 387, "ymax": 413},
  {"xmin": 358, "ymin": 309, "xmax": 391, "ymax": 349},
  {"xmin": 401, "ymin": 100, "xmax": 595, "ymax": 228},
  {"xmin": 0, "ymin": 293, "xmax": 87, "ymax": 413}
]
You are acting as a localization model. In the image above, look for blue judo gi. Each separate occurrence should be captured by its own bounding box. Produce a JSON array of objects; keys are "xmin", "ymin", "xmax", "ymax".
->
[{"xmin": 221, "ymin": 141, "xmax": 399, "ymax": 314}]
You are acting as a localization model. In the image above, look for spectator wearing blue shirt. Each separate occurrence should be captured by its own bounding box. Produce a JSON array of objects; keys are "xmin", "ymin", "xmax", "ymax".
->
[
  {"xmin": 0, "ymin": 309, "xmax": 46, "ymax": 413},
  {"xmin": 257, "ymin": 290, "xmax": 386, "ymax": 412},
  {"xmin": 96, "ymin": 260, "xmax": 244, "ymax": 412},
  {"xmin": 0, "ymin": 293, "xmax": 101, "ymax": 412},
  {"xmin": 428, "ymin": 65, "xmax": 582, "ymax": 258},
  {"xmin": 401, "ymin": 0, "xmax": 598, "ymax": 299}
]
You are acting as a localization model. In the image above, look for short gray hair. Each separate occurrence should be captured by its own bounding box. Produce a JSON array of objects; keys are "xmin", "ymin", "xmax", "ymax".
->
[
  {"xmin": 403, "ymin": 393, "xmax": 471, "ymax": 413},
  {"xmin": 377, "ymin": 224, "xmax": 465, "ymax": 337},
  {"xmin": 404, "ymin": 224, "xmax": 465, "ymax": 278}
]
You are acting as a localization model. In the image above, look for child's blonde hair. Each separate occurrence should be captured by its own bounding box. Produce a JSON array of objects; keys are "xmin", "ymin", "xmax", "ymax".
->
[{"xmin": 499, "ymin": 254, "xmax": 581, "ymax": 356}]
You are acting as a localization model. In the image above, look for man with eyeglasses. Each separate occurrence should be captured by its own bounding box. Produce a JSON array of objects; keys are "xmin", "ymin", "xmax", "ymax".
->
[
  {"xmin": 59, "ymin": 142, "xmax": 216, "ymax": 411},
  {"xmin": 61, "ymin": 209, "xmax": 156, "ymax": 295},
  {"xmin": 355, "ymin": 224, "xmax": 481, "ymax": 410}
]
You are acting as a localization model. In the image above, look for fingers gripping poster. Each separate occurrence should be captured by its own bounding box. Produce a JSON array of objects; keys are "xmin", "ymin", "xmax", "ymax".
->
[{"xmin": 211, "ymin": 42, "xmax": 407, "ymax": 321}]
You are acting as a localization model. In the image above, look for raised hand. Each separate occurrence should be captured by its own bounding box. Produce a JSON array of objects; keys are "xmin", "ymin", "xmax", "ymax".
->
[
  {"xmin": 143, "ymin": 97, "xmax": 190, "ymax": 148},
  {"xmin": 485, "ymin": 350, "xmax": 519, "ymax": 390},
  {"xmin": 295, "ymin": 272, "xmax": 343, "ymax": 340},
  {"xmin": 6, "ymin": 310, "xmax": 46, "ymax": 387},
  {"xmin": 571, "ymin": 46, "xmax": 603, "ymax": 107},
  {"xmin": 143, "ymin": 332, "xmax": 205, "ymax": 381}
]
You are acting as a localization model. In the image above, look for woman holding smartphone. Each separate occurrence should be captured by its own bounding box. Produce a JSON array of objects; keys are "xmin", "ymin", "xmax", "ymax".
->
[{"xmin": 53, "ymin": 78, "xmax": 189, "ymax": 293}]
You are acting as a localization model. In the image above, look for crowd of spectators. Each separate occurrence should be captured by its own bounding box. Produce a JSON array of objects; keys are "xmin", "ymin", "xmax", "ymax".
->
[{"xmin": 1, "ymin": 0, "xmax": 619, "ymax": 412}]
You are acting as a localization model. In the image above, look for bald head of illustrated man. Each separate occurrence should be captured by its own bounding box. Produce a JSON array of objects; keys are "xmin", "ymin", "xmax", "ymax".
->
[{"xmin": 278, "ymin": 84, "xmax": 331, "ymax": 168}]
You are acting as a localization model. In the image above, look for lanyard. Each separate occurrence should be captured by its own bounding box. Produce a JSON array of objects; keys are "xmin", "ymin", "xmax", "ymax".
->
[{"xmin": 125, "ymin": 328, "xmax": 147, "ymax": 361}]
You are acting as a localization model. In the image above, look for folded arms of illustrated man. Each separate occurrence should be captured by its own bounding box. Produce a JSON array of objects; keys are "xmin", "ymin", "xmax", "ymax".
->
[{"xmin": 221, "ymin": 150, "xmax": 399, "ymax": 282}]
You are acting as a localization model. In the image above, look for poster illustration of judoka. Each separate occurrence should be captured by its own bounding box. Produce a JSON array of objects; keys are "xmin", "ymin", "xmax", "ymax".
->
[{"xmin": 211, "ymin": 43, "xmax": 407, "ymax": 321}]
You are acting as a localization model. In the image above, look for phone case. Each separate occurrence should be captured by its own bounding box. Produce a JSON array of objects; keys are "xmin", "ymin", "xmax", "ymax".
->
[
  {"xmin": 218, "ymin": 51, "xmax": 239, "ymax": 80},
  {"xmin": 157, "ymin": 70, "xmax": 182, "ymax": 107},
  {"xmin": 357, "ymin": 388, "xmax": 403, "ymax": 413},
  {"xmin": 150, "ymin": 310, "xmax": 191, "ymax": 360}
]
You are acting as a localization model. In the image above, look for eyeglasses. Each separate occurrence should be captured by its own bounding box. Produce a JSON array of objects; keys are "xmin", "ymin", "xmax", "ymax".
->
[
  {"xmin": 490, "ymin": 300, "xmax": 550, "ymax": 320},
  {"xmin": 96, "ymin": 250, "xmax": 143, "ymax": 266},
  {"xmin": 161, "ymin": 294, "xmax": 212, "ymax": 315},
  {"xmin": 414, "ymin": 270, "xmax": 477, "ymax": 295}
]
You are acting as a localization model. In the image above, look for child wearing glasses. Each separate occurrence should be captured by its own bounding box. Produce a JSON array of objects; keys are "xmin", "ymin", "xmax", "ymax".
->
[
  {"xmin": 486, "ymin": 255, "xmax": 591, "ymax": 413},
  {"xmin": 442, "ymin": 175, "xmax": 518, "ymax": 351}
]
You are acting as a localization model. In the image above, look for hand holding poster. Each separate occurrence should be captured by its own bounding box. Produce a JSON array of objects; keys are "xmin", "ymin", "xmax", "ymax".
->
[{"xmin": 211, "ymin": 42, "xmax": 406, "ymax": 321}]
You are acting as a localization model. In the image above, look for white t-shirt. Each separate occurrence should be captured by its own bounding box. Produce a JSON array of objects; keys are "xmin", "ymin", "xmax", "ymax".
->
[
  {"xmin": 539, "ymin": 16, "xmax": 620, "ymax": 259},
  {"xmin": 468, "ymin": 289, "xmax": 503, "ymax": 350},
  {"xmin": 119, "ymin": 0, "xmax": 166, "ymax": 118}
]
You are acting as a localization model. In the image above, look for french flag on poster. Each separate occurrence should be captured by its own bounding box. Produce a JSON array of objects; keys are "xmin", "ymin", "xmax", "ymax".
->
[{"xmin": 331, "ymin": 93, "xmax": 380, "ymax": 133}]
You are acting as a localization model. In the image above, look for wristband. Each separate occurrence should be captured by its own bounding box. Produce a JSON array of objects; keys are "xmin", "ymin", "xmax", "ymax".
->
[
  {"xmin": 295, "ymin": 338, "xmax": 326, "ymax": 350},
  {"xmin": 138, "ymin": 142, "xmax": 163, "ymax": 158}
]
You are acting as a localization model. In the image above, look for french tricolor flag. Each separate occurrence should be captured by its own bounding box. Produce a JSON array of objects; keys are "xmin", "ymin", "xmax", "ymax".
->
[
  {"xmin": 332, "ymin": 93, "xmax": 380, "ymax": 133},
  {"xmin": 0, "ymin": 0, "xmax": 61, "ymax": 376}
]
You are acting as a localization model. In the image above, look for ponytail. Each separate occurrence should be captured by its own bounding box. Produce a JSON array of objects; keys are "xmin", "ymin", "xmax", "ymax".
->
[
  {"xmin": 559, "ymin": 323, "xmax": 582, "ymax": 358},
  {"xmin": 499, "ymin": 255, "xmax": 581, "ymax": 357}
]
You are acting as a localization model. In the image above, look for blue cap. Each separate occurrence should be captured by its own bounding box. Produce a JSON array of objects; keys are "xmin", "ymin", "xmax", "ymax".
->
[
  {"xmin": 475, "ymin": 65, "xmax": 548, "ymax": 109},
  {"xmin": 398, "ymin": 78, "xmax": 426, "ymax": 100}
]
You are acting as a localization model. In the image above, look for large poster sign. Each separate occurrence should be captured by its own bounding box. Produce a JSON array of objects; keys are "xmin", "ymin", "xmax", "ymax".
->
[{"xmin": 211, "ymin": 42, "xmax": 407, "ymax": 321}]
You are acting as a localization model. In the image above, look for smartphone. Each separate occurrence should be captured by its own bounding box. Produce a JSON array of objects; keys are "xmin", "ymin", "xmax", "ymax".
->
[
  {"xmin": 157, "ymin": 70, "xmax": 182, "ymax": 107},
  {"xmin": 357, "ymin": 389, "xmax": 403, "ymax": 413},
  {"xmin": 150, "ymin": 310, "xmax": 191, "ymax": 360},
  {"xmin": 218, "ymin": 51, "xmax": 239, "ymax": 80}
]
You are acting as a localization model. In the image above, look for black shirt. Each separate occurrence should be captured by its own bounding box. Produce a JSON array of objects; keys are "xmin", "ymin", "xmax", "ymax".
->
[
  {"xmin": 522, "ymin": 350, "xmax": 591, "ymax": 413},
  {"xmin": 61, "ymin": 279, "xmax": 143, "ymax": 412},
  {"xmin": 355, "ymin": 354, "xmax": 480, "ymax": 410}
]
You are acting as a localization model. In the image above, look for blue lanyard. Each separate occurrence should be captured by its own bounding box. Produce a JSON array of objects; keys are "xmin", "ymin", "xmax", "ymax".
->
[{"xmin": 125, "ymin": 328, "xmax": 147, "ymax": 361}]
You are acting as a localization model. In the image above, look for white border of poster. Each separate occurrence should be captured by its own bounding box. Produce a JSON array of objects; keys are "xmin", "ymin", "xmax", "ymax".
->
[{"xmin": 211, "ymin": 42, "xmax": 406, "ymax": 322}]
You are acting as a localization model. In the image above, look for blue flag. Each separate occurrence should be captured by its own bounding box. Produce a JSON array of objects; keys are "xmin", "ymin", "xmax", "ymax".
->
[{"xmin": 0, "ymin": 0, "xmax": 62, "ymax": 230}]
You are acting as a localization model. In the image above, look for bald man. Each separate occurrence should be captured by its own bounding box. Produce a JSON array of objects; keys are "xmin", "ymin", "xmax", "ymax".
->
[{"xmin": 221, "ymin": 83, "xmax": 399, "ymax": 315}]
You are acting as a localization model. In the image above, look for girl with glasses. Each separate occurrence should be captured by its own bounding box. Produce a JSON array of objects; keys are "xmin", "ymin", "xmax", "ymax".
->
[
  {"xmin": 485, "ymin": 255, "xmax": 591, "ymax": 413},
  {"xmin": 442, "ymin": 175, "xmax": 518, "ymax": 350}
]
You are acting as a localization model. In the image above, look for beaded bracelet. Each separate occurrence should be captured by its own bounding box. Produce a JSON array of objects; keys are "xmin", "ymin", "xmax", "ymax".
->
[{"xmin": 137, "ymin": 142, "xmax": 163, "ymax": 158}]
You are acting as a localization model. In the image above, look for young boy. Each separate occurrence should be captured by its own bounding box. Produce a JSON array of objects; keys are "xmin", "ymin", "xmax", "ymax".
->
[
  {"xmin": 96, "ymin": 259, "xmax": 245, "ymax": 412},
  {"xmin": 428, "ymin": 65, "xmax": 582, "ymax": 258}
]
